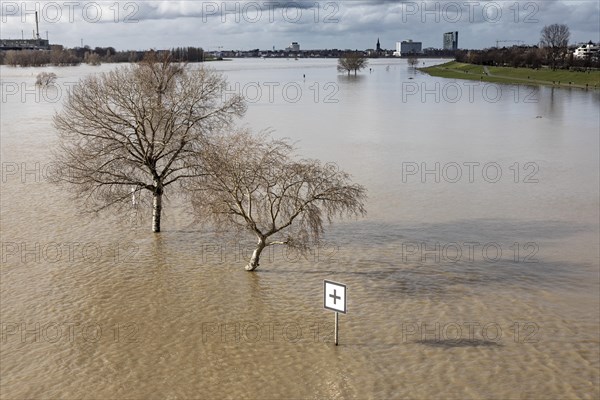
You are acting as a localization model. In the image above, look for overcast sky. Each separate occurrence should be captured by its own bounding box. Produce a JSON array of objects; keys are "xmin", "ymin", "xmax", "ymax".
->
[{"xmin": 1, "ymin": 1, "xmax": 598, "ymax": 51}]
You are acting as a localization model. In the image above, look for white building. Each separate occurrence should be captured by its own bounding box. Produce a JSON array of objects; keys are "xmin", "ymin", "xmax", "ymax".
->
[
  {"xmin": 394, "ymin": 40, "xmax": 422, "ymax": 57},
  {"xmin": 573, "ymin": 42, "xmax": 599, "ymax": 60}
]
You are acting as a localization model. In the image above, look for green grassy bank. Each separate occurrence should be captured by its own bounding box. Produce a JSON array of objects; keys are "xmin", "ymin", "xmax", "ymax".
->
[{"xmin": 420, "ymin": 61, "xmax": 600, "ymax": 89}]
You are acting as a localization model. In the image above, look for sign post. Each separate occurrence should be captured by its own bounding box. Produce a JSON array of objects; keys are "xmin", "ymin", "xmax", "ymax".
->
[{"xmin": 324, "ymin": 280, "xmax": 347, "ymax": 346}]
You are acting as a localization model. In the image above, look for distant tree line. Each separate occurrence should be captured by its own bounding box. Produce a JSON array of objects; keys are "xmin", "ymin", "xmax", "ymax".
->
[
  {"xmin": 169, "ymin": 47, "xmax": 207, "ymax": 62},
  {"xmin": 456, "ymin": 45, "xmax": 598, "ymax": 71},
  {"xmin": 455, "ymin": 47, "xmax": 547, "ymax": 69},
  {"xmin": 1, "ymin": 48, "xmax": 80, "ymax": 67},
  {"xmin": 0, "ymin": 45, "xmax": 455, "ymax": 67},
  {"xmin": 0, "ymin": 46, "xmax": 212, "ymax": 67},
  {"xmin": 456, "ymin": 24, "xmax": 599, "ymax": 70}
]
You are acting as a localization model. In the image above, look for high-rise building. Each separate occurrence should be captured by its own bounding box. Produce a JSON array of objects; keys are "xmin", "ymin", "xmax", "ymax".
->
[
  {"xmin": 394, "ymin": 40, "xmax": 422, "ymax": 56},
  {"xmin": 443, "ymin": 32, "xmax": 459, "ymax": 50}
]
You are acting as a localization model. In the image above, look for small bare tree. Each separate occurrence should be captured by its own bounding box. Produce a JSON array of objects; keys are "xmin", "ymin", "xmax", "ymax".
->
[
  {"xmin": 36, "ymin": 72, "xmax": 57, "ymax": 86},
  {"xmin": 53, "ymin": 54, "xmax": 246, "ymax": 232},
  {"xmin": 407, "ymin": 56, "xmax": 419, "ymax": 68},
  {"xmin": 540, "ymin": 23, "xmax": 570, "ymax": 69},
  {"xmin": 337, "ymin": 52, "xmax": 369, "ymax": 75},
  {"xmin": 187, "ymin": 130, "xmax": 367, "ymax": 271}
]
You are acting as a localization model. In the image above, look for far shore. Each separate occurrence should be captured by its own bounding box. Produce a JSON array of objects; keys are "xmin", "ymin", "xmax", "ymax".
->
[{"xmin": 420, "ymin": 61, "xmax": 600, "ymax": 90}]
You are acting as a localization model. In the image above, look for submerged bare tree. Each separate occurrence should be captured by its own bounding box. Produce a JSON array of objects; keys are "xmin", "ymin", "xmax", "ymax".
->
[
  {"xmin": 36, "ymin": 72, "xmax": 57, "ymax": 86},
  {"xmin": 407, "ymin": 56, "xmax": 419, "ymax": 69},
  {"xmin": 188, "ymin": 130, "xmax": 367, "ymax": 271},
  {"xmin": 53, "ymin": 54, "xmax": 246, "ymax": 232},
  {"xmin": 337, "ymin": 52, "xmax": 369, "ymax": 75}
]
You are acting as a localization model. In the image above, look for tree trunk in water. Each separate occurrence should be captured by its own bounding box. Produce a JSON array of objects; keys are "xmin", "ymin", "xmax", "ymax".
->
[
  {"xmin": 152, "ymin": 188, "xmax": 163, "ymax": 233},
  {"xmin": 245, "ymin": 240, "xmax": 266, "ymax": 271}
]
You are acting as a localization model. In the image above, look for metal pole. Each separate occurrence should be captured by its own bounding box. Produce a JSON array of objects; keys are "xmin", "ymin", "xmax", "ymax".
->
[{"xmin": 335, "ymin": 312, "xmax": 339, "ymax": 346}]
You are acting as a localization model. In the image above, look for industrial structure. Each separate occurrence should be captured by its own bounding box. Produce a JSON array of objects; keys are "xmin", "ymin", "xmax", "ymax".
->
[
  {"xmin": 286, "ymin": 42, "xmax": 300, "ymax": 52},
  {"xmin": 0, "ymin": 12, "xmax": 50, "ymax": 50}
]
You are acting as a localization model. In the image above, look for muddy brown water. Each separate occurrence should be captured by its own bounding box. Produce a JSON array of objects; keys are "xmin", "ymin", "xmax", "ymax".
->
[{"xmin": 1, "ymin": 59, "xmax": 598, "ymax": 399}]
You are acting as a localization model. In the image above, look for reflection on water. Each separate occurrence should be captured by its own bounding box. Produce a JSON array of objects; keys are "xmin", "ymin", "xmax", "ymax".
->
[{"xmin": 1, "ymin": 59, "xmax": 598, "ymax": 399}]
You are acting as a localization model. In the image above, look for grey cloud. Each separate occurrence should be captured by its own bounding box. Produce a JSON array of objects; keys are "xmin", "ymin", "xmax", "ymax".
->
[{"xmin": 132, "ymin": 1, "xmax": 323, "ymax": 21}]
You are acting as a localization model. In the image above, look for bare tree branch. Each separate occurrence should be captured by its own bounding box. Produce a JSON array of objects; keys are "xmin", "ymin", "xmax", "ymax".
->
[
  {"xmin": 52, "ymin": 53, "xmax": 247, "ymax": 232},
  {"xmin": 186, "ymin": 130, "xmax": 367, "ymax": 271}
]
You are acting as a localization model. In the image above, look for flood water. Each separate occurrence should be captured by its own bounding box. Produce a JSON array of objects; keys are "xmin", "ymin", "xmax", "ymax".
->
[{"xmin": 1, "ymin": 58, "xmax": 599, "ymax": 399}]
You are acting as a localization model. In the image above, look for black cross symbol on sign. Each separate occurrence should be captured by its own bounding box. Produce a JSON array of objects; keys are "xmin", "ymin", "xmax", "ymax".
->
[{"xmin": 329, "ymin": 289, "xmax": 341, "ymax": 305}]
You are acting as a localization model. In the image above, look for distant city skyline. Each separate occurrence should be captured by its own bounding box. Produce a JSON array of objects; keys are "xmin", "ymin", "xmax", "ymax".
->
[{"xmin": 1, "ymin": 1, "xmax": 598, "ymax": 51}]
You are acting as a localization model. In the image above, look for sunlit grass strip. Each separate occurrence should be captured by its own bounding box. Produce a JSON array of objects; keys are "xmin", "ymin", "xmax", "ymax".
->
[{"xmin": 421, "ymin": 61, "xmax": 600, "ymax": 89}]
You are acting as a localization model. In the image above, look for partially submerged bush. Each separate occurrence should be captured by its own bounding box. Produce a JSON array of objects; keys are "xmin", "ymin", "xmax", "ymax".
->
[{"xmin": 36, "ymin": 72, "xmax": 57, "ymax": 86}]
